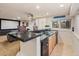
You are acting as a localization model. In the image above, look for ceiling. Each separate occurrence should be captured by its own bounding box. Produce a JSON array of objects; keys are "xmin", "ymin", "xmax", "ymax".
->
[{"xmin": 0, "ymin": 3, "xmax": 78, "ymax": 20}]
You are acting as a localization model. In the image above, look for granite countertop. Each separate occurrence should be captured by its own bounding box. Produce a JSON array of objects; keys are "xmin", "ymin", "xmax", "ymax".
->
[
  {"xmin": 40, "ymin": 31, "xmax": 56, "ymax": 40},
  {"xmin": 8, "ymin": 31, "xmax": 43, "ymax": 42},
  {"xmin": 7, "ymin": 30, "xmax": 57, "ymax": 42}
]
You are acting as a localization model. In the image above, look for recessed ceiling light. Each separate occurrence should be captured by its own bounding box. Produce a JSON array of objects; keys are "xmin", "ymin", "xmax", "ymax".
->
[
  {"xmin": 60, "ymin": 4, "xmax": 64, "ymax": 7},
  {"xmin": 46, "ymin": 12, "xmax": 48, "ymax": 15},
  {"xmin": 36, "ymin": 5, "xmax": 40, "ymax": 9}
]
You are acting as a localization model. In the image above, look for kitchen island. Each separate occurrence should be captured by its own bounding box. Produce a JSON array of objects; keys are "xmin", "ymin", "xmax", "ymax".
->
[{"xmin": 7, "ymin": 30, "xmax": 58, "ymax": 56}]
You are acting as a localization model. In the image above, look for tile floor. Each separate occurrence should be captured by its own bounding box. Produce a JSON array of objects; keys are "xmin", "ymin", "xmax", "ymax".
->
[{"xmin": 50, "ymin": 30, "xmax": 79, "ymax": 56}]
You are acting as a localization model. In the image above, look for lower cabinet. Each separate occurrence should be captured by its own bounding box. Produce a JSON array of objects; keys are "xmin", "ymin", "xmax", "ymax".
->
[
  {"xmin": 48, "ymin": 34, "xmax": 56, "ymax": 55},
  {"xmin": 41, "ymin": 33, "xmax": 57, "ymax": 56}
]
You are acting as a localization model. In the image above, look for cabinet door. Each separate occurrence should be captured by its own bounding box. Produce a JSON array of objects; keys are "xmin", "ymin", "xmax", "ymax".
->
[
  {"xmin": 48, "ymin": 36, "xmax": 53, "ymax": 55},
  {"xmin": 52, "ymin": 34, "xmax": 56, "ymax": 49},
  {"xmin": 48, "ymin": 34, "xmax": 56, "ymax": 55}
]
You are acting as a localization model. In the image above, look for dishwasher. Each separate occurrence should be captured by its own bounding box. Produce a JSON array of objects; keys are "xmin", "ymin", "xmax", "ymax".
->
[{"xmin": 41, "ymin": 34, "xmax": 48, "ymax": 56}]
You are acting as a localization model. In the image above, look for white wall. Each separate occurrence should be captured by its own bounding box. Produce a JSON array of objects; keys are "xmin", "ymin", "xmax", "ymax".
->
[
  {"xmin": 71, "ymin": 15, "xmax": 79, "ymax": 39},
  {"xmin": 24, "ymin": 17, "xmax": 53, "ymax": 31},
  {"xmin": 71, "ymin": 17, "xmax": 74, "ymax": 30},
  {"xmin": 28, "ymin": 20, "xmax": 34, "ymax": 31},
  {"xmin": 74, "ymin": 15, "xmax": 79, "ymax": 36},
  {"xmin": 46, "ymin": 17, "xmax": 52, "ymax": 29},
  {"xmin": 36, "ymin": 18, "xmax": 46, "ymax": 30},
  {"xmin": 36, "ymin": 17, "xmax": 52, "ymax": 30}
]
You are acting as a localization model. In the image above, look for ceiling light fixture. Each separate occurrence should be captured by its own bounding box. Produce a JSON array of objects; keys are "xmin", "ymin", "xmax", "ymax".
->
[
  {"xmin": 46, "ymin": 12, "xmax": 48, "ymax": 15},
  {"xmin": 17, "ymin": 16, "xmax": 21, "ymax": 20},
  {"xmin": 36, "ymin": 5, "xmax": 40, "ymax": 9},
  {"xmin": 60, "ymin": 4, "xmax": 64, "ymax": 7}
]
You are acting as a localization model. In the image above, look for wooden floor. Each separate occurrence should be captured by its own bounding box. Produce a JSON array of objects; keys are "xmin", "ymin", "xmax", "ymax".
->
[
  {"xmin": 50, "ymin": 30, "xmax": 79, "ymax": 56},
  {"xmin": 0, "ymin": 36, "xmax": 20, "ymax": 56}
]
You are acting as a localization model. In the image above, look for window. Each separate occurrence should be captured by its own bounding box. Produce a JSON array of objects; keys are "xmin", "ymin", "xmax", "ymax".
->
[{"xmin": 52, "ymin": 16, "xmax": 71, "ymax": 29}]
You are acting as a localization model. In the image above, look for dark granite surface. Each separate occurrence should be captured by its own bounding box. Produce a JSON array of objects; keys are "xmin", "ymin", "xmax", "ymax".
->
[{"xmin": 7, "ymin": 30, "xmax": 57, "ymax": 42}]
